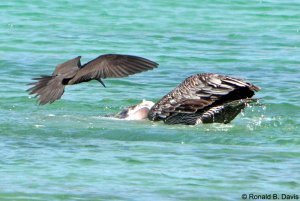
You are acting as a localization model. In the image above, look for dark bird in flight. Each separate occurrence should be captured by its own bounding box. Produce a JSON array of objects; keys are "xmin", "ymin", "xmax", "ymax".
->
[
  {"xmin": 27, "ymin": 54, "xmax": 158, "ymax": 105},
  {"xmin": 117, "ymin": 73, "xmax": 260, "ymax": 125}
]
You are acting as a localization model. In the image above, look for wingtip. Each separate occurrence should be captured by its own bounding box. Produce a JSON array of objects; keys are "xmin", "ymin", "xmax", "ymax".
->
[{"xmin": 252, "ymin": 85, "xmax": 261, "ymax": 92}]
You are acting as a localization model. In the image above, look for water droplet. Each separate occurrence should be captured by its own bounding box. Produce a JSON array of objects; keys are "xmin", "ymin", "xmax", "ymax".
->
[{"xmin": 34, "ymin": 124, "xmax": 45, "ymax": 128}]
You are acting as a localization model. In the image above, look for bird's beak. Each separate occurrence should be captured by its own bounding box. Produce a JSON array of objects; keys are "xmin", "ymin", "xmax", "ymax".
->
[{"xmin": 98, "ymin": 79, "xmax": 106, "ymax": 88}]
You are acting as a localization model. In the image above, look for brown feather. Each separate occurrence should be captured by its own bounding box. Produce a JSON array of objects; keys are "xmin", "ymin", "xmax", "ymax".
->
[
  {"xmin": 148, "ymin": 73, "xmax": 260, "ymax": 123},
  {"xmin": 69, "ymin": 54, "xmax": 158, "ymax": 84}
]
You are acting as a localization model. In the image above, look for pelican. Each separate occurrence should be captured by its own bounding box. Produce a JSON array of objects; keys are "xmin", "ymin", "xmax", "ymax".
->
[
  {"xmin": 27, "ymin": 54, "xmax": 158, "ymax": 105},
  {"xmin": 117, "ymin": 73, "xmax": 260, "ymax": 125}
]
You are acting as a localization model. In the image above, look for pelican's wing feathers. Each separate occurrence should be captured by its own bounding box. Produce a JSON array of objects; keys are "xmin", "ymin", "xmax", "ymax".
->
[{"xmin": 148, "ymin": 73, "xmax": 260, "ymax": 121}]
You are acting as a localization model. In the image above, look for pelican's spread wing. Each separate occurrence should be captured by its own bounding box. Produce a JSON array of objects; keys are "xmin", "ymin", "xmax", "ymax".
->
[
  {"xmin": 148, "ymin": 73, "xmax": 260, "ymax": 122},
  {"xmin": 69, "ymin": 54, "xmax": 158, "ymax": 84}
]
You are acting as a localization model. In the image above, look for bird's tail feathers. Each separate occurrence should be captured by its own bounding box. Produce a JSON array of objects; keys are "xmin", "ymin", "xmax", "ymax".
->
[{"xmin": 27, "ymin": 75, "xmax": 65, "ymax": 105}]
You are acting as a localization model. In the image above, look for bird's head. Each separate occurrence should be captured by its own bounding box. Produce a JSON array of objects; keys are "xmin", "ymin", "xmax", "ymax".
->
[{"xmin": 116, "ymin": 100, "xmax": 155, "ymax": 120}]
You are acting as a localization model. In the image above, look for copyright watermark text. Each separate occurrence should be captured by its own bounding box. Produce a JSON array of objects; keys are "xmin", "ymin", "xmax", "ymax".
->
[{"xmin": 241, "ymin": 193, "xmax": 299, "ymax": 200}]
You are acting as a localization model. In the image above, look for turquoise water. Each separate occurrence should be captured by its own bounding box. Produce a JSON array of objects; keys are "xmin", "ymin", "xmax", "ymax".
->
[{"xmin": 1, "ymin": 0, "xmax": 300, "ymax": 200}]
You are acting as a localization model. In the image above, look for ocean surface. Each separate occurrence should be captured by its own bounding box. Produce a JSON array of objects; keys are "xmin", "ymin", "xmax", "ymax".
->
[{"xmin": 1, "ymin": 0, "xmax": 300, "ymax": 200}]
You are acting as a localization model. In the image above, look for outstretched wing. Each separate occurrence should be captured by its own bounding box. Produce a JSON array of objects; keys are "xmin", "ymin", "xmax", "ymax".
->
[
  {"xmin": 69, "ymin": 54, "xmax": 158, "ymax": 84},
  {"xmin": 27, "ymin": 56, "xmax": 82, "ymax": 105},
  {"xmin": 52, "ymin": 56, "xmax": 81, "ymax": 78},
  {"xmin": 148, "ymin": 73, "xmax": 260, "ymax": 121}
]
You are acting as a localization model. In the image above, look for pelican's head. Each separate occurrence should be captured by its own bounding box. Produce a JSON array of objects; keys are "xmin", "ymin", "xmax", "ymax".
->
[{"xmin": 116, "ymin": 100, "xmax": 155, "ymax": 120}]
